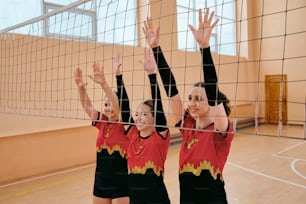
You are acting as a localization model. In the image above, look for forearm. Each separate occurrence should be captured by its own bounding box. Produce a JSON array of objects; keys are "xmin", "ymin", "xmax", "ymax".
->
[
  {"xmin": 78, "ymin": 86, "xmax": 97, "ymax": 119},
  {"xmin": 201, "ymin": 47, "xmax": 217, "ymax": 82},
  {"xmin": 100, "ymin": 81, "xmax": 120, "ymax": 115},
  {"xmin": 148, "ymin": 74, "xmax": 167, "ymax": 131},
  {"xmin": 152, "ymin": 46, "xmax": 179, "ymax": 98},
  {"xmin": 201, "ymin": 47, "xmax": 220, "ymax": 106},
  {"xmin": 116, "ymin": 75, "xmax": 133, "ymax": 123}
]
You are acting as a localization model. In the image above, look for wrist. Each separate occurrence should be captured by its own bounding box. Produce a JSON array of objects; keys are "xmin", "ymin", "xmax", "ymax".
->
[
  {"xmin": 148, "ymin": 73, "xmax": 157, "ymax": 82},
  {"xmin": 149, "ymin": 42, "xmax": 159, "ymax": 48},
  {"xmin": 98, "ymin": 81, "xmax": 107, "ymax": 87},
  {"xmin": 77, "ymin": 83, "xmax": 87, "ymax": 89},
  {"xmin": 199, "ymin": 44, "xmax": 210, "ymax": 49}
]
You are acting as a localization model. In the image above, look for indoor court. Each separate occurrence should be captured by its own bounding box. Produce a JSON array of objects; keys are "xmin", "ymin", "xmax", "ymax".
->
[
  {"xmin": 1, "ymin": 0, "xmax": 305, "ymax": 204},
  {"xmin": 0, "ymin": 125, "xmax": 305, "ymax": 203}
]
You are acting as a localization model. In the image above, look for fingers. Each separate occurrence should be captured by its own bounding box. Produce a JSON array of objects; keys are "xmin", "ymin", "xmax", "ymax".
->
[
  {"xmin": 156, "ymin": 26, "xmax": 160, "ymax": 37},
  {"xmin": 92, "ymin": 63, "xmax": 98, "ymax": 72},
  {"xmin": 207, "ymin": 10, "xmax": 214, "ymax": 25},
  {"xmin": 74, "ymin": 67, "xmax": 82, "ymax": 79},
  {"xmin": 211, "ymin": 18, "xmax": 219, "ymax": 29},
  {"xmin": 88, "ymin": 75, "xmax": 93, "ymax": 81},
  {"xmin": 147, "ymin": 16, "xmax": 153, "ymax": 28},
  {"xmin": 188, "ymin": 24, "xmax": 196, "ymax": 34},
  {"xmin": 204, "ymin": 8, "xmax": 209, "ymax": 24},
  {"xmin": 92, "ymin": 63, "xmax": 105, "ymax": 80},
  {"xmin": 142, "ymin": 17, "xmax": 151, "ymax": 34},
  {"xmin": 199, "ymin": 9, "xmax": 203, "ymax": 25},
  {"xmin": 114, "ymin": 51, "xmax": 121, "ymax": 59},
  {"xmin": 115, "ymin": 63, "xmax": 122, "ymax": 69},
  {"xmin": 142, "ymin": 27, "xmax": 146, "ymax": 36},
  {"xmin": 138, "ymin": 60, "xmax": 144, "ymax": 66},
  {"xmin": 142, "ymin": 17, "xmax": 156, "ymax": 34},
  {"xmin": 93, "ymin": 63, "xmax": 103, "ymax": 73}
]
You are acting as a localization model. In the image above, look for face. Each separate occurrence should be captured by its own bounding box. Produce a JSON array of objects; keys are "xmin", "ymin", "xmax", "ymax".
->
[
  {"xmin": 134, "ymin": 103, "xmax": 155, "ymax": 132},
  {"xmin": 187, "ymin": 87, "xmax": 210, "ymax": 119},
  {"xmin": 103, "ymin": 97, "xmax": 117, "ymax": 121}
]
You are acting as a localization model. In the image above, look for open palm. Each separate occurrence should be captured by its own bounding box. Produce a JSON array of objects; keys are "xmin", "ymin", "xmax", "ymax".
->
[
  {"xmin": 88, "ymin": 63, "xmax": 106, "ymax": 85},
  {"xmin": 188, "ymin": 8, "xmax": 219, "ymax": 48},
  {"xmin": 142, "ymin": 17, "xmax": 160, "ymax": 48}
]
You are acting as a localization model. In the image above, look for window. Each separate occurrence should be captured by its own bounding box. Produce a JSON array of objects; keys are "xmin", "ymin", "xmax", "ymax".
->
[
  {"xmin": 0, "ymin": 0, "xmax": 41, "ymax": 33},
  {"xmin": 97, "ymin": 0, "xmax": 137, "ymax": 45},
  {"xmin": 177, "ymin": 0, "xmax": 236, "ymax": 56},
  {"xmin": 0, "ymin": 0, "xmax": 137, "ymax": 46},
  {"xmin": 44, "ymin": 2, "xmax": 96, "ymax": 41}
]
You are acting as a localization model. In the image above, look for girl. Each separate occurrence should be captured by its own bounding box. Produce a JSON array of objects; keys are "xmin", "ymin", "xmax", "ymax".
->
[
  {"xmin": 74, "ymin": 63, "xmax": 129, "ymax": 204},
  {"xmin": 115, "ymin": 49, "xmax": 171, "ymax": 204},
  {"xmin": 143, "ymin": 9, "xmax": 234, "ymax": 204}
]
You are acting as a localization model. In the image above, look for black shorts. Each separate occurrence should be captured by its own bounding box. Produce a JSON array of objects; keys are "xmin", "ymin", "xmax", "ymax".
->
[
  {"xmin": 93, "ymin": 149, "xmax": 128, "ymax": 199},
  {"xmin": 179, "ymin": 170, "xmax": 227, "ymax": 204},
  {"xmin": 128, "ymin": 169, "xmax": 170, "ymax": 204}
]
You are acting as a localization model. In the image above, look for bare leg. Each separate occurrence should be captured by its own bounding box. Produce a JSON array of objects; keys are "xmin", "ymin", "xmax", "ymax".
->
[
  {"xmin": 93, "ymin": 196, "xmax": 112, "ymax": 204},
  {"xmin": 112, "ymin": 196, "xmax": 130, "ymax": 204}
]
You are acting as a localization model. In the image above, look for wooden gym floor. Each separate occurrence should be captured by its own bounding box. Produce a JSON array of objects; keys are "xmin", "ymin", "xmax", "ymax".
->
[{"xmin": 0, "ymin": 125, "xmax": 305, "ymax": 204}]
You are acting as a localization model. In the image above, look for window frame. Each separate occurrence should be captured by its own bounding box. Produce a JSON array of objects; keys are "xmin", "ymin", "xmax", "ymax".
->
[
  {"xmin": 176, "ymin": 0, "xmax": 236, "ymax": 56},
  {"xmin": 43, "ymin": 2, "xmax": 97, "ymax": 41}
]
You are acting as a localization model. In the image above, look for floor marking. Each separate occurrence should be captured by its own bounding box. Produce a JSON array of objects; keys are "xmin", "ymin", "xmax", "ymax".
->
[
  {"xmin": 228, "ymin": 161, "xmax": 306, "ymax": 189},
  {"xmin": 291, "ymin": 159, "xmax": 306, "ymax": 180},
  {"xmin": 0, "ymin": 163, "xmax": 95, "ymax": 188},
  {"xmin": 273, "ymin": 141, "xmax": 305, "ymax": 155},
  {"xmin": 272, "ymin": 141, "xmax": 306, "ymax": 180}
]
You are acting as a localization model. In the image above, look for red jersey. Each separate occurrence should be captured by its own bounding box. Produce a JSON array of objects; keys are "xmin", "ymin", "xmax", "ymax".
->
[
  {"xmin": 93, "ymin": 114, "xmax": 129, "ymax": 158},
  {"xmin": 179, "ymin": 115, "xmax": 233, "ymax": 180},
  {"xmin": 127, "ymin": 126, "xmax": 170, "ymax": 176}
]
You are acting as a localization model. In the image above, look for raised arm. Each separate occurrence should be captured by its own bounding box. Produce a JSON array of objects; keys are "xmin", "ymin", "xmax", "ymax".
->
[
  {"xmin": 140, "ymin": 48, "xmax": 168, "ymax": 137},
  {"xmin": 189, "ymin": 9, "xmax": 228, "ymax": 132},
  {"xmin": 113, "ymin": 51, "xmax": 134, "ymax": 125},
  {"xmin": 88, "ymin": 63, "xmax": 120, "ymax": 120},
  {"xmin": 74, "ymin": 67, "xmax": 98, "ymax": 120},
  {"xmin": 143, "ymin": 17, "xmax": 183, "ymax": 125}
]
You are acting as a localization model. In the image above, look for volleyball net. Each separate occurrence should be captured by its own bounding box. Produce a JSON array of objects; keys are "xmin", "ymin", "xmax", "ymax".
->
[{"xmin": 0, "ymin": 0, "xmax": 305, "ymax": 139}]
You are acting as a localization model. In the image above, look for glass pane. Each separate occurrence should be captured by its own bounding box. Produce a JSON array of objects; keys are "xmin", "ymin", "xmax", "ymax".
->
[
  {"xmin": 44, "ymin": 0, "xmax": 93, "ymax": 10},
  {"xmin": 177, "ymin": 0, "xmax": 192, "ymax": 8},
  {"xmin": 45, "ymin": 0, "xmax": 77, "ymax": 5},
  {"xmin": 217, "ymin": 1, "xmax": 235, "ymax": 20},
  {"xmin": 0, "ymin": 0, "xmax": 41, "ymax": 31},
  {"xmin": 97, "ymin": 0, "xmax": 137, "ymax": 45},
  {"xmin": 176, "ymin": 0, "xmax": 236, "ymax": 55},
  {"xmin": 177, "ymin": 6, "xmax": 196, "ymax": 51},
  {"xmin": 206, "ymin": 0, "xmax": 216, "ymax": 8}
]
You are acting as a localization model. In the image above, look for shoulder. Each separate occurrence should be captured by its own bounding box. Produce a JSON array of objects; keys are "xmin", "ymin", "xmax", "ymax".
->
[{"xmin": 182, "ymin": 114, "xmax": 195, "ymax": 128}]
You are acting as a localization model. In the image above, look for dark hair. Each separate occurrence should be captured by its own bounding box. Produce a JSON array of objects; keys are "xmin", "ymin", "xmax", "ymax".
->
[
  {"xmin": 142, "ymin": 99, "xmax": 154, "ymax": 115},
  {"xmin": 193, "ymin": 82, "xmax": 231, "ymax": 116}
]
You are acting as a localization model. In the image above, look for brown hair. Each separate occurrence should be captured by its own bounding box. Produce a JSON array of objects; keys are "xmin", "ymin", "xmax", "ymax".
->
[
  {"xmin": 142, "ymin": 99, "xmax": 154, "ymax": 115},
  {"xmin": 193, "ymin": 82, "xmax": 231, "ymax": 116}
]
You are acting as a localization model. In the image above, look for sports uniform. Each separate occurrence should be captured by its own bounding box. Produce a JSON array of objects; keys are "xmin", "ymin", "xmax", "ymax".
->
[
  {"xmin": 117, "ymin": 72, "xmax": 171, "ymax": 204},
  {"xmin": 127, "ymin": 126, "xmax": 170, "ymax": 204},
  {"xmin": 152, "ymin": 45, "xmax": 233, "ymax": 203},
  {"xmin": 92, "ymin": 112, "xmax": 129, "ymax": 199},
  {"xmin": 178, "ymin": 114, "xmax": 233, "ymax": 203}
]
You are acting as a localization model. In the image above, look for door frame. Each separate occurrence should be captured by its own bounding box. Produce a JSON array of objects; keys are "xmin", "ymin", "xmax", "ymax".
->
[{"xmin": 265, "ymin": 74, "xmax": 288, "ymax": 124}]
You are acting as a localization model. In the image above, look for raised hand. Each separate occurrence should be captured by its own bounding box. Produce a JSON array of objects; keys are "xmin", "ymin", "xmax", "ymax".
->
[
  {"xmin": 139, "ymin": 48, "xmax": 156, "ymax": 75},
  {"xmin": 113, "ymin": 51, "xmax": 122, "ymax": 76},
  {"xmin": 88, "ymin": 63, "xmax": 106, "ymax": 86},
  {"xmin": 142, "ymin": 17, "xmax": 160, "ymax": 48},
  {"xmin": 74, "ymin": 68, "xmax": 87, "ymax": 88},
  {"xmin": 188, "ymin": 8, "xmax": 219, "ymax": 48}
]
